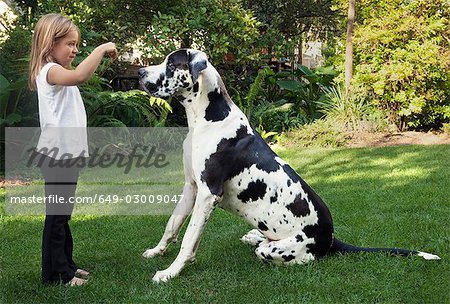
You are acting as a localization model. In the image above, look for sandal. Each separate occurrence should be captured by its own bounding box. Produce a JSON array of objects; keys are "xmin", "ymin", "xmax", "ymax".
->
[
  {"xmin": 75, "ymin": 269, "xmax": 90, "ymax": 279},
  {"xmin": 66, "ymin": 276, "xmax": 88, "ymax": 286}
]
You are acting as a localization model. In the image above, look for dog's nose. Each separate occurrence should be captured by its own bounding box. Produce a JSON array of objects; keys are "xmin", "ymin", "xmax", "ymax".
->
[{"xmin": 138, "ymin": 68, "xmax": 147, "ymax": 78}]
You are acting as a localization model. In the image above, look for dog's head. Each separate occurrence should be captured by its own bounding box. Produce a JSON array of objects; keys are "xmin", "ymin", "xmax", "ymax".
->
[{"xmin": 138, "ymin": 49, "xmax": 208, "ymax": 99}]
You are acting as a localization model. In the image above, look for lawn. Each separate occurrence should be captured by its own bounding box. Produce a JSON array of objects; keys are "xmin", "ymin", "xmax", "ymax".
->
[{"xmin": 1, "ymin": 144, "xmax": 449, "ymax": 303}]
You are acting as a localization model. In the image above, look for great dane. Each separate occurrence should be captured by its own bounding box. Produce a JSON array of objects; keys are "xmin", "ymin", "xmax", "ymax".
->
[{"xmin": 138, "ymin": 49, "xmax": 440, "ymax": 283}]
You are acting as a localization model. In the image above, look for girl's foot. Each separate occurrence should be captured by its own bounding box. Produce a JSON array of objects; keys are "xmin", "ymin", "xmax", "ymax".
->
[
  {"xmin": 66, "ymin": 277, "xmax": 87, "ymax": 286},
  {"xmin": 75, "ymin": 269, "xmax": 90, "ymax": 279}
]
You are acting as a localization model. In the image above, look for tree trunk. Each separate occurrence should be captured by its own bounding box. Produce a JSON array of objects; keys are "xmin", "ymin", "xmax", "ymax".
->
[{"xmin": 345, "ymin": 0, "xmax": 356, "ymax": 96}]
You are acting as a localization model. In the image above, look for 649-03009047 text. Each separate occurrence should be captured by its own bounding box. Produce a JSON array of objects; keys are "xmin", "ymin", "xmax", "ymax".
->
[{"xmin": 9, "ymin": 194, "xmax": 185, "ymax": 205}]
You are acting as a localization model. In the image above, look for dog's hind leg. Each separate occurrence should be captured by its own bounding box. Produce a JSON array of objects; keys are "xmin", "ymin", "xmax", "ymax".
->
[
  {"xmin": 241, "ymin": 229, "xmax": 266, "ymax": 246},
  {"xmin": 143, "ymin": 182, "xmax": 197, "ymax": 258},
  {"xmin": 254, "ymin": 235, "xmax": 315, "ymax": 265},
  {"xmin": 152, "ymin": 190, "xmax": 219, "ymax": 283}
]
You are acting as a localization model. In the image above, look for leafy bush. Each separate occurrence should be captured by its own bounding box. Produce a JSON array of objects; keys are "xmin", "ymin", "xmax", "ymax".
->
[
  {"xmin": 280, "ymin": 118, "xmax": 350, "ymax": 148},
  {"xmin": 279, "ymin": 84, "xmax": 394, "ymax": 148},
  {"xmin": 351, "ymin": 0, "xmax": 450, "ymax": 130},
  {"xmin": 81, "ymin": 74, "xmax": 171, "ymax": 127},
  {"xmin": 442, "ymin": 123, "xmax": 450, "ymax": 135},
  {"xmin": 319, "ymin": 85, "xmax": 391, "ymax": 133},
  {"xmin": 275, "ymin": 65, "xmax": 337, "ymax": 120},
  {"xmin": 252, "ymin": 100, "xmax": 309, "ymax": 133},
  {"xmin": 237, "ymin": 65, "xmax": 337, "ymax": 135}
]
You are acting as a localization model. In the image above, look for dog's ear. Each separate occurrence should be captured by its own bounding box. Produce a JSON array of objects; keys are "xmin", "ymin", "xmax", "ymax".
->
[{"xmin": 188, "ymin": 50, "xmax": 208, "ymax": 83}]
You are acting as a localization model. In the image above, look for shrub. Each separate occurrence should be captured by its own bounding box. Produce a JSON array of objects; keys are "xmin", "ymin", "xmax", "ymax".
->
[
  {"xmin": 442, "ymin": 123, "xmax": 450, "ymax": 135},
  {"xmin": 280, "ymin": 118, "xmax": 350, "ymax": 148},
  {"xmin": 351, "ymin": 0, "xmax": 450, "ymax": 130}
]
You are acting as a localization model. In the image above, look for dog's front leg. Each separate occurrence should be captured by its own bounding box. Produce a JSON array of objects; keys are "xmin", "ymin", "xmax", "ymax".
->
[
  {"xmin": 152, "ymin": 191, "xmax": 218, "ymax": 283},
  {"xmin": 143, "ymin": 182, "xmax": 197, "ymax": 258}
]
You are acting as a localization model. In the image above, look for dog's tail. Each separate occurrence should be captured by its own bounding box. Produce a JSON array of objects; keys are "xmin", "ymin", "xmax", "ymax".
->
[{"xmin": 329, "ymin": 238, "xmax": 440, "ymax": 260}]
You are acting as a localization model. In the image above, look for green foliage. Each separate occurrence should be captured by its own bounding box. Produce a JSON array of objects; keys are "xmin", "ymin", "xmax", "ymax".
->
[
  {"xmin": 237, "ymin": 65, "xmax": 338, "ymax": 135},
  {"xmin": 351, "ymin": 0, "xmax": 450, "ymax": 130},
  {"xmin": 140, "ymin": 0, "xmax": 263, "ymax": 67},
  {"xmin": 280, "ymin": 118, "xmax": 350, "ymax": 148},
  {"xmin": 82, "ymin": 86, "xmax": 171, "ymax": 127},
  {"xmin": 0, "ymin": 72, "xmax": 37, "ymax": 127},
  {"xmin": 2, "ymin": 0, "xmax": 448, "ymax": 133},
  {"xmin": 442, "ymin": 123, "xmax": 450, "ymax": 135},
  {"xmin": 0, "ymin": 26, "xmax": 31, "ymax": 80},
  {"xmin": 247, "ymin": 0, "xmax": 339, "ymax": 40},
  {"xmin": 320, "ymin": 85, "xmax": 371, "ymax": 131},
  {"xmin": 253, "ymin": 100, "xmax": 309, "ymax": 134},
  {"xmin": 239, "ymin": 68, "xmax": 274, "ymax": 118},
  {"xmin": 275, "ymin": 65, "xmax": 337, "ymax": 119}
]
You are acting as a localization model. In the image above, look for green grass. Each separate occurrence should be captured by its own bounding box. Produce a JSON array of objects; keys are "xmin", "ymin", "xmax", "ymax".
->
[{"xmin": 1, "ymin": 144, "xmax": 449, "ymax": 303}]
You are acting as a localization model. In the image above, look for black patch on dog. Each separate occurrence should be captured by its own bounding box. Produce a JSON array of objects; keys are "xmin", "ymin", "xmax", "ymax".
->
[
  {"xmin": 204, "ymin": 88, "xmax": 231, "ymax": 122},
  {"xmin": 299, "ymin": 179, "xmax": 334, "ymax": 258},
  {"xmin": 295, "ymin": 234, "xmax": 304, "ymax": 242},
  {"xmin": 166, "ymin": 50, "xmax": 189, "ymax": 73},
  {"xmin": 258, "ymin": 221, "xmax": 268, "ymax": 231},
  {"xmin": 201, "ymin": 125, "xmax": 280, "ymax": 196},
  {"xmin": 282, "ymin": 254, "xmax": 295, "ymax": 262},
  {"xmin": 145, "ymin": 73, "xmax": 165, "ymax": 94},
  {"xmin": 193, "ymin": 82, "xmax": 199, "ymax": 93},
  {"xmin": 281, "ymin": 164, "xmax": 334, "ymax": 257},
  {"xmin": 237, "ymin": 180, "xmax": 267, "ymax": 203},
  {"xmin": 270, "ymin": 192, "xmax": 278, "ymax": 203},
  {"xmin": 282, "ymin": 164, "xmax": 300, "ymax": 183},
  {"xmin": 286, "ymin": 194, "xmax": 310, "ymax": 218}
]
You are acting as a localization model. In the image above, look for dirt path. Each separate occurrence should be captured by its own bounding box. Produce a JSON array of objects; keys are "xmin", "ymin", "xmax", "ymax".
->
[{"xmin": 349, "ymin": 131, "xmax": 450, "ymax": 148}]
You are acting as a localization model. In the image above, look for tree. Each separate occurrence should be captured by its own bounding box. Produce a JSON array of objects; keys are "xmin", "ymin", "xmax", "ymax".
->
[
  {"xmin": 344, "ymin": 0, "xmax": 355, "ymax": 95},
  {"xmin": 246, "ymin": 0, "xmax": 340, "ymax": 64}
]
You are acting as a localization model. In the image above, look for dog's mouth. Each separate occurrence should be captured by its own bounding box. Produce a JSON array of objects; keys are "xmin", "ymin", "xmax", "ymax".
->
[
  {"xmin": 140, "ymin": 81, "xmax": 172, "ymax": 100},
  {"xmin": 141, "ymin": 81, "xmax": 159, "ymax": 95}
]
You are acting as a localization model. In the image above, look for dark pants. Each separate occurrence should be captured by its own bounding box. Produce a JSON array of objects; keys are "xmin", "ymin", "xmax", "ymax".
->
[{"xmin": 37, "ymin": 154, "xmax": 83, "ymax": 284}]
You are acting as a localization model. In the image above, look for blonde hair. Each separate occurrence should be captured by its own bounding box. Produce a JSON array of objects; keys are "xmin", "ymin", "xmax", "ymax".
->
[{"xmin": 28, "ymin": 13, "xmax": 80, "ymax": 90}]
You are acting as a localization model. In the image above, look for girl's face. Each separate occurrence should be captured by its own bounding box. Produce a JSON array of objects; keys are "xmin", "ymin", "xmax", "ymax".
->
[{"xmin": 51, "ymin": 30, "xmax": 79, "ymax": 68}]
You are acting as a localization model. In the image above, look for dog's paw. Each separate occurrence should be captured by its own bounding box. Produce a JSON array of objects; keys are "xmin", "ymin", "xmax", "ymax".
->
[
  {"xmin": 241, "ymin": 229, "xmax": 266, "ymax": 246},
  {"xmin": 152, "ymin": 269, "xmax": 177, "ymax": 283},
  {"xmin": 142, "ymin": 247, "xmax": 162, "ymax": 259}
]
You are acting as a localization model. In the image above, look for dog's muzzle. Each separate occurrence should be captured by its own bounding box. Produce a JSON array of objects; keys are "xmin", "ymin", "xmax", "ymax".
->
[
  {"xmin": 138, "ymin": 68, "xmax": 159, "ymax": 94},
  {"xmin": 143, "ymin": 82, "xmax": 158, "ymax": 94}
]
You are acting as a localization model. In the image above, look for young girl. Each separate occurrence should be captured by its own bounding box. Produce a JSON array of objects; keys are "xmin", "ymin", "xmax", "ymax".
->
[{"xmin": 28, "ymin": 13, "xmax": 117, "ymax": 286}]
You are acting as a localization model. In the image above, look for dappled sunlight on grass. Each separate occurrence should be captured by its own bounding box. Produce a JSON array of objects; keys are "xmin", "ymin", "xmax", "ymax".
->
[
  {"xmin": 277, "ymin": 145, "xmax": 449, "ymax": 194},
  {"xmin": 1, "ymin": 144, "xmax": 448, "ymax": 303}
]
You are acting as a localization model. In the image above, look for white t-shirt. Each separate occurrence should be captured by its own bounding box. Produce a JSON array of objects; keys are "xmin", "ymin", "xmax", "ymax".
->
[{"xmin": 35, "ymin": 62, "xmax": 89, "ymax": 159}]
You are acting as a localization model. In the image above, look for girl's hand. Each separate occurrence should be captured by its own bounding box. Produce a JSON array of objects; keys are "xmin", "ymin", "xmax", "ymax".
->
[{"xmin": 100, "ymin": 42, "xmax": 118, "ymax": 61}]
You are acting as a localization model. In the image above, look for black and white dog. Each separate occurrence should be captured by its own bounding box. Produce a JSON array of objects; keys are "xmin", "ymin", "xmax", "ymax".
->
[{"xmin": 138, "ymin": 49, "xmax": 440, "ymax": 283}]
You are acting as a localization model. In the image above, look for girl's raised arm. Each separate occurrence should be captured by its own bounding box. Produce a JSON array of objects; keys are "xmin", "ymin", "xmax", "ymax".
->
[{"xmin": 47, "ymin": 42, "xmax": 117, "ymax": 86}]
